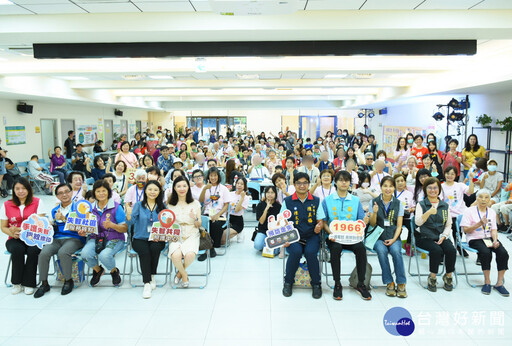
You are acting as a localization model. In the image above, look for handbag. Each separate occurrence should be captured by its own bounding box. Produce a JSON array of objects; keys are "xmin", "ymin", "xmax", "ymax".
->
[
  {"xmin": 56, "ymin": 256, "xmax": 85, "ymax": 284},
  {"xmin": 365, "ymin": 225, "xmax": 385, "ymax": 250},
  {"xmin": 198, "ymin": 227, "xmax": 214, "ymax": 251},
  {"xmin": 294, "ymin": 261, "xmax": 312, "ymax": 288},
  {"xmin": 95, "ymin": 236, "xmax": 108, "ymax": 254},
  {"xmin": 349, "ymin": 263, "xmax": 372, "ymax": 289}
]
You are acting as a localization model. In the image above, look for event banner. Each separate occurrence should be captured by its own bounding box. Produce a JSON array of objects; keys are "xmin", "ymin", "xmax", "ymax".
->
[
  {"xmin": 20, "ymin": 214, "xmax": 54, "ymax": 249},
  {"xmin": 265, "ymin": 209, "xmax": 301, "ymax": 249}
]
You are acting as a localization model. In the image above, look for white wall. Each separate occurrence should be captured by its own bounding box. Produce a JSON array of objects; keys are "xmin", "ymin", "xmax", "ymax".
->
[{"xmin": 0, "ymin": 98, "xmax": 149, "ymax": 162}]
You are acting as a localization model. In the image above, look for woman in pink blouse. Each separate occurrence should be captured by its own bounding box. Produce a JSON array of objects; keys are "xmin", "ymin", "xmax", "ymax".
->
[{"xmin": 114, "ymin": 141, "xmax": 139, "ymax": 169}]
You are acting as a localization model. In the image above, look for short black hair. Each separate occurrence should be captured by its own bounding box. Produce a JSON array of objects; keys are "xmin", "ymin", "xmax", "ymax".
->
[
  {"xmin": 335, "ymin": 170, "xmax": 351, "ymax": 183},
  {"xmin": 92, "ymin": 179, "xmax": 112, "ymax": 199},
  {"xmin": 54, "ymin": 183, "xmax": 72, "ymax": 196},
  {"xmin": 294, "ymin": 172, "xmax": 310, "ymax": 184},
  {"xmin": 68, "ymin": 130, "xmax": 74, "ymax": 136},
  {"xmin": 103, "ymin": 173, "xmax": 116, "ymax": 183}
]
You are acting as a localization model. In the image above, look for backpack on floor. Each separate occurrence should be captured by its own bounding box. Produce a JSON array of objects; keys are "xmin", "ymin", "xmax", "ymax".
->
[{"xmin": 348, "ymin": 262, "xmax": 372, "ymax": 290}]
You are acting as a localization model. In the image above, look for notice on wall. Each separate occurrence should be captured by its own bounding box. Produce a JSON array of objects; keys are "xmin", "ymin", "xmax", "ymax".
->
[
  {"xmin": 98, "ymin": 118, "xmax": 104, "ymax": 142},
  {"xmin": 5, "ymin": 126, "xmax": 26, "ymax": 145},
  {"xmin": 382, "ymin": 125, "xmax": 435, "ymax": 159},
  {"xmin": 129, "ymin": 123, "xmax": 136, "ymax": 140},
  {"xmin": 77, "ymin": 125, "xmax": 98, "ymax": 145},
  {"xmin": 113, "ymin": 123, "xmax": 121, "ymax": 138}
]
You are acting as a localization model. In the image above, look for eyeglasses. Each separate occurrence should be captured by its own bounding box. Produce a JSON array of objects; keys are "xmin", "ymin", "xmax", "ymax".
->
[
  {"xmin": 366, "ymin": 158, "xmax": 374, "ymax": 161},
  {"xmin": 295, "ymin": 181, "xmax": 309, "ymax": 187},
  {"xmin": 193, "ymin": 175, "xmax": 203, "ymax": 179},
  {"xmin": 427, "ymin": 186, "xmax": 439, "ymax": 191},
  {"xmin": 56, "ymin": 190, "xmax": 72, "ymax": 196}
]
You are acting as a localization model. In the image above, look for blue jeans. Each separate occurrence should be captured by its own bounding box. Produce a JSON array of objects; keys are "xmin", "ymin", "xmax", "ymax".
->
[
  {"xmin": 374, "ymin": 239, "xmax": 406, "ymax": 285},
  {"xmin": 81, "ymin": 238, "xmax": 125, "ymax": 272},
  {"xmin": 51, "ymin": 168, "xmax": 67, "ymax": 183},
  {"xmin": 284, "ymin": 234, "xmax": 321, "ymax": 285},
  {"xmin": 254, "ymin": 232, "xmax": 279, "ymax": 255}
]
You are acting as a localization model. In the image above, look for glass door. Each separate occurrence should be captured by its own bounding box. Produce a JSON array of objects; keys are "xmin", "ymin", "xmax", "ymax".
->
[{"xmin": 299, "ymin": 115, "xmax": 337, "ymax": 139}]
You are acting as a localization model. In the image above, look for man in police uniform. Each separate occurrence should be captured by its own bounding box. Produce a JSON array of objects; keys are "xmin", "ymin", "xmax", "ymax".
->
[
  {"xmin": 318, "ymin": 170, "xmax": 372, "ymax": 301},
  {"xmin": 281, "ymin": 172, "xmax": 323, "ymax": 299}
]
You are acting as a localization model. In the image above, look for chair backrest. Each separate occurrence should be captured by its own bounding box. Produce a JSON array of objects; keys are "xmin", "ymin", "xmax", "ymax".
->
[
  {"xmin": 410, "ymin": 217, "xmax": 417, "ymax": 246},
  {"xmin": 15, "ymin": 162, "xmax": 29, "ymax": 177},
  {"xmin": 247, "ymin": 182, "xmax": 261, "ymax": 197},
  {"xmin": 201, "ymin": 215, "xmax": 210, "ymax": 233},
  {"xmin": 455, "ymin": 214, "xmax": 464, "ymax": 243}
]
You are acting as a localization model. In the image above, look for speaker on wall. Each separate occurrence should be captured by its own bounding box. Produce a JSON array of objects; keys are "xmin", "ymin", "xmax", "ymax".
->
[
  {"xmin": 114, "ymin": 109, "xmax": 123, "ymax": 117},
  {"xmin": 17, "ymin": 103, "xmax": 33, "ymax": 114}
]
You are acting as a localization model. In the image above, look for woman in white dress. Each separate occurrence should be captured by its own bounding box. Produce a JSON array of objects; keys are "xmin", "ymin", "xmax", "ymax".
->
[{"xmin": 167, "ymin": 175, "xmax": 202, "ymax": 288}]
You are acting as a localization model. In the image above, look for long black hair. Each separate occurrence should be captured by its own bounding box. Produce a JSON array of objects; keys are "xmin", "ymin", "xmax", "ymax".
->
[
  {"xmin": 464, "ymin": 134, "xmax": 481, "ymax": 152},
  {"xmin": 12, "ymin": 177, "xmax": 34, "ymax": 207},
  {"xmin": 168, "ymin": 175, "xmax": 194, "ymax": 206},
  {"xmin": 414, "ymin": 168, "xmax": 431, "ymax": 203},
  {"xmin": 142, "ymin": 180, "xmax": 166, "ymax": 212}
]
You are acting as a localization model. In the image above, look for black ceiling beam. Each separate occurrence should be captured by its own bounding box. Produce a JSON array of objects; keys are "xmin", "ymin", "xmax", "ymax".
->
[{"xmin": 33, "ymin": 40, "xmax": 477, "ymax": 59}]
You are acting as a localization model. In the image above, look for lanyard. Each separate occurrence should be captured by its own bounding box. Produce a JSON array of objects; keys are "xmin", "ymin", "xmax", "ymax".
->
[
  {"xmin": 72, "ymin": 187, "xmax": 82, "ymax": 202},
  {"xmin": 136, "ymin": 188, "xmax": 144, "ymax": 202},
  {"xmin": 147, "ymin": 203, "xmax": 157, "ymax": 223},
  {"xmin": 376, "ymin": 173, "xmax": 382, "ymax": 184},
  {"xmin": 476, "ymin": 207, "xmax": 490, "ymax": 236},
  {"xmin": 322, "ymin": 186, "xmax": 332, "ymax": 198},
  {"xmin": 306, "ymin": 168, "xmax": 313, "ymax": 181},
  {"xmin": 395, "ymin": 189, "xmax": 405, "ymax": 199}
]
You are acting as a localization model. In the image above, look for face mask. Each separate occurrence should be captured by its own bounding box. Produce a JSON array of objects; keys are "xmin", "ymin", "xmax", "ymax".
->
[
  {"xmin": 157, "ymin": 133, "xmax": 162, "ymax": 138},
  {"xmin": 318, "ymin": 141, "xmax": 323, "ymax": 144},
  {"xmin": 378, "ymin": 156, "xmax": 385, "ymax": 160},
  {"xmin": 147, "ymin": 174, "xmax": 158, "ymax": 181},
  {"xmin": 431, "ymin": 172, "xmax": 439, "ymax": 177},
  {"xmin": 180, "ymin": 138, "xmax": 185, "ymax": 141},
  {"xmin": 136, "ymin": 182, "xmax": 145, "ymax": 189},
  {"xmin": 488, "ymin": 165, "xmax": 497, "ymax": 172},
  {"xmin": 362, "ymin": 182, "xmax": 370, "ymax": 188},
  {"xmin": 407, "ymin": 139, "xmax": 414, "ymax": 144}
]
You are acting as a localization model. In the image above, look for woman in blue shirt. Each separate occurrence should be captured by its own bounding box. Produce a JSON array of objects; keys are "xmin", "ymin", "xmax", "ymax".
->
[
  {"xmin": 126, "ymin": 180, "xmax": 166, "ymax": 299},
  {"xmin": 91, "ymin": 155, "xmax": 112, "ymax": 181}
]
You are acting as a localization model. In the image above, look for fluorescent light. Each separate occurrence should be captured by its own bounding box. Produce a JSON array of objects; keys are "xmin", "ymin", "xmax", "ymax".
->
[
  {"xmin": 148, "ymin": 75, "xmax": 174, "ymax": 80},
  {"xmin": 0, "ymin": 0, "xmax": 14, "ymax": 5},
  {"xmin": 237, "ymin": 74, "xmax": 259, "ymax": 80},
  {"xmin": 59, "ymin": 76, "xmax": 90, "ymax": 81},
  {"xmin": 324, "ymin": 74, "xmax": 347, "ymax": 79}
]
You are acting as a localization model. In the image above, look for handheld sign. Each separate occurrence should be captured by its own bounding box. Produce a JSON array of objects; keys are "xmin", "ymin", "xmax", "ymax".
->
[
  {"xmin": 65, "ymin": 200, "xmax": 98, "ymax": 235},
  {"xmin": 148, "ymin": 209, "xmax": 181, "ymax": 242},
  {"xmin": 20, "ymin": 214, "xmax": 54, "ymax": 249},
  {"xmin": 264, "ymin": 209, "xmax": 300, "ymax": 250},
  {"xmin": 329, "ymin": 220, "xmax": 366, "ymax": 245}
]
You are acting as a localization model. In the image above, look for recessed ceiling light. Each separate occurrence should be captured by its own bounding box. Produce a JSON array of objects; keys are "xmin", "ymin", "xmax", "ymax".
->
[
  {"xmin": 324, "ymin": 74, "xmax": 347, "ymax": 79},
  {"xmin": 122, "ymin": 74, "xmax": 146, "ymax": 80},
  {"xmin": 59, "ymin": 76, "xmax": 90, "ymax": 81},
  {"xmin": 148, "ymin": 75, "xmax": 174, "ymax": 80},
  {"xmin": 0, "ymin": 0, "xmax": 14, "ymax": 5}
]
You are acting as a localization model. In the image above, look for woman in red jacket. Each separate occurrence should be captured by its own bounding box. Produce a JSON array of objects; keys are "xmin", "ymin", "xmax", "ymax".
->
[{"xmin": 0, "ymin": 178, "xmax": 46, "ymax": 295}]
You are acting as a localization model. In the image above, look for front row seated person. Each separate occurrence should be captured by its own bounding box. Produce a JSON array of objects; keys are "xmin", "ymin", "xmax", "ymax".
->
[
  {"xmin": 414, "ymin": 177, "xmax": 456, "ymax": 292},
  {"xmin": 34, "ymin": 183, "xmax": 86, "ymax": 298},
  {"xmin": 81, "ymin": 180, "xmax": 128, "ymax": 287},
  {"xmin": 460, "ymin": 189, "xmax": 510, "ymax": 296},
  {"xmin": 318, "ymin": 170, "xmax": 372, "ymax": 301},
  {"xmin": 1, "ymin": 178, "xmax": 45, "ymax": 295},
  {"xmin": 281, "ymin": 172, "xmax": 323, "ymax": 299},
  {"xmin": 253, "ymin": 186, "xmax": 282, "ymax": 254}
]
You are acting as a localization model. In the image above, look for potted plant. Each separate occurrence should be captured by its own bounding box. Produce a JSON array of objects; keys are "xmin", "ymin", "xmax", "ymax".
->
[
  {"xmin": 476, "ymin": 114, "xmax": 493, "ymax": 127},
  {"xmin": 496, "ymin": 117, "xmax": 512, "ymax": 132}
]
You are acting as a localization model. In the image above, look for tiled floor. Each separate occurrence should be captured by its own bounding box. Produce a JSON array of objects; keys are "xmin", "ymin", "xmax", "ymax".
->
[{"xmin": 1, "ymin": 194, "xmax": 512, "ymax": 345}]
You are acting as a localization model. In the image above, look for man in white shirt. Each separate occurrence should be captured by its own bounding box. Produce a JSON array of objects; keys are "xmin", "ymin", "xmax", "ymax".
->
[
  {"xmin": 247, "ymin": 154, "xmax": 270, "ymax": 179},
  {"xmin": 297, "ymin": 155, "xmax": 320, "ymax": 188}
]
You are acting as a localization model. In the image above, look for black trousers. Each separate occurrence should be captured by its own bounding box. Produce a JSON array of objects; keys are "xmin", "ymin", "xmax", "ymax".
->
[
  {"xmin": 6, "ymin": 238, "xmax": 41, "ymax": 287},
  {"xmin": 403, "ymin": 217, "xmax": 412, "ymax": 243},
  {"xmin": 416, "ymin": 237, "xmax": 456, "ymax": 274},
  {"xmin": 210, "ymin": 220, "xmax": 226, "ymax": 248},
  {"xmin": 468, "ymin": 239, "xmax": 509, "ymax": 271},
  {"xmin": 131, "ymin": 239, "xmax": 165, "ymax": 284},
  {"xmin": 328, "ymin": 240, "xmax": 367, "ymax": 284}
]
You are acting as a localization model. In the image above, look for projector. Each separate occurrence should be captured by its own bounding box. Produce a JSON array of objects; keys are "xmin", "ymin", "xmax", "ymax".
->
[{"xmin": 209, "ymin": 0, "xmax": 299, "ymax": 16}]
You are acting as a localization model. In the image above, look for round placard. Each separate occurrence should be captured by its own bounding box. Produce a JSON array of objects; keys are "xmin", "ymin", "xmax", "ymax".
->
[
  {"xmin": 75, "ymin": 200, "xmax": 93, "ymax": 218},
  {"xmin": 158, "ymin": 209, "xmax": 176, "ymax": 228}
]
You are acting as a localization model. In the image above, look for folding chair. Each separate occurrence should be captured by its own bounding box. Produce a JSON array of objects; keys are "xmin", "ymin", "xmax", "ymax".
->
[
  {"xmin": 123, "ymin": 239, "xmax": 171, "ymax": 288},
  {"xmin": 4, "ymin": 251, "xmax": 12, "ymax": 287},
  {"xmin": 455, "ymin": 214, "xmax": 483, "ymax": 287},
  {"xmin": 85, "ymin": 242, "xmax": 128, "ymax": 287},
  {"xmin": 407, "ymin": 218, "xmax": 457, "ymax": 289},
  {"xmin": 15, "ymin": 162, "xmax": 29, "ymax": 179},
  {"xmin": 215, "ymin": 204, "xmax": 232, "ymax": 256},
  {"xmin": 247, "ymin": 181, "xmax": 261, "ymax": 211},
  {"xmin": 170, "ymin": 215, "xmax": 211, "ymax": 289}
]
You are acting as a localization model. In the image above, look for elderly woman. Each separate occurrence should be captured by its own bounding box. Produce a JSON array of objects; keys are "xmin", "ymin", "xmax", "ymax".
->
[
  {"xmin": 369, "ymin": 159, "xmax": 390, "ymax": 194},
  {"xmin": 460, "ymin": 189, "xmax": 509, "ymax": 296},
  {"xmin": 414, "ymin": 177, "xmax": 456, "ymax": 292},
  {"xmin": 248, "ymin": 154, "xmax": 270, "ymax": 179}
]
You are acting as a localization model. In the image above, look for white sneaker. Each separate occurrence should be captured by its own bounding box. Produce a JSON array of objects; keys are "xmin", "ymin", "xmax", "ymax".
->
[
  {"xmin": 11, "ymin": 284, "xmax": 22, "ymax": 295},
  {"xmin": 237, "ymin": 232, "xmax": 244, "ymax": 243},
  {"xmin": 142, "ymin": 283, "xmax": 152, "ymax": 299},
  {"xmin": 150, "ymin": 275, "xmax": 156, "ymax": 290},
  {"xmin": 24, "ymin": 287, "xmax": 35, "ymax": 295},
  {"xmin": 181, "ymin": 280, "xmax": 189, "ymax": 288}
]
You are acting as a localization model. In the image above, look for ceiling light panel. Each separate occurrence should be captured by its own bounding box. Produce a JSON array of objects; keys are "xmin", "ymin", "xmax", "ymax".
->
[
  {"xmin": 304, "ymin": 0, "xmax": 365, "ymax": 10},
  {"xmin": 416, "ymin": 0, "xmax": 482, "ymax": 10},
  {"xmin": 361, "ymin": 0, "xmax": 424, "ymax": 10},
  {"xmin": 133, "ymin": 1, "xmax": 196, "ymax": 12},
  {"xmin": 21, "ymin": 4, "xmax": 86, "ymax": 14}
]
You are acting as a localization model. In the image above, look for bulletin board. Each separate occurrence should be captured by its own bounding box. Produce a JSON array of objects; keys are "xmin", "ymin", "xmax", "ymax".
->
[
  {"xmin": 5, "ymin": 126, "xmax": 26, "ymax": 145},
  {"xmin": 382, "ymin": 125, "xmax": 435, "ymax": 158},
  {"xmin": 76, "ymin": 125, "xmax": 98, "ymax": 145}
]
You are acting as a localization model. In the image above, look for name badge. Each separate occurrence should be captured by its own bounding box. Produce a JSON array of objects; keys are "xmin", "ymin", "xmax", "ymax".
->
[
  {"xmin": 483, "ymin": 238, "xmax": 493, "ymax": 248},
  {"xmin": 384, "ymin": 220, "xmax": 391, "ymax": 227}
]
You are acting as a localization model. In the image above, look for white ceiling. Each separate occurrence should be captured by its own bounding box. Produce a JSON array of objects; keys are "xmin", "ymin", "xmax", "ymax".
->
[
  {"xmin": 1, "ymin": 1, "xmax": 512, "ymax": 111},
  {"xmin": 2, "ymin": 0, "xmax": 512, "ymax": 15}
]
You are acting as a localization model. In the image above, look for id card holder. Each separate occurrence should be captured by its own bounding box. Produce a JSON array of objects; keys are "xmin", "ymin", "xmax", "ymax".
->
[
  {"xmin": 147, "ymin": 225, "xmax": 152, "ymax": 234},
  {"xmin": 483, "ymin": 238, "xmax": 493, "ymax": 248},
  {"xmin": 384, "ymin": 220, "xmax": 391, "ymax": 227}
]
